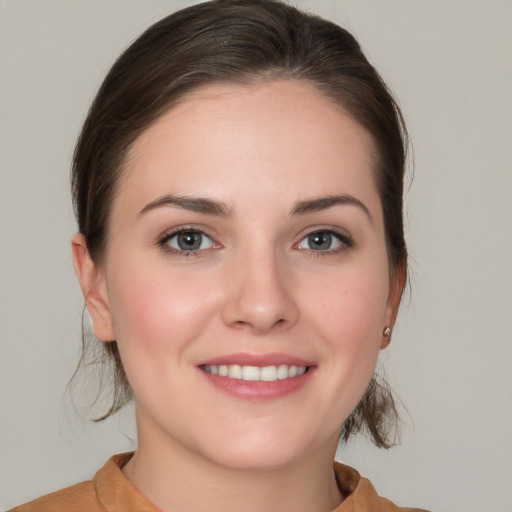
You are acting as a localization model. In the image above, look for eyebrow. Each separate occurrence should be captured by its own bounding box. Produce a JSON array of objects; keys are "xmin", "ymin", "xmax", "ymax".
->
[
  {"xmin": 139, "ymin": 194, "xmax": 231, "ymax": 217},
  {"xmin": 139, "ymin": 193, "xmax": 371, "ymax": 221},
  {"xmin": 290, "ymin": 194, "xmax": 372, "ymax": 222}
]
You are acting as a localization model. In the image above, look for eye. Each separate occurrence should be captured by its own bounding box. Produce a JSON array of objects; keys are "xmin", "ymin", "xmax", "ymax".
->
[
  {"xmin": 160, "ymin": 229, "xmax": 215, "ymax": 253},
  {"xmin": 296, "ymin": 230, "xmax": 351, "ymax": 252}
]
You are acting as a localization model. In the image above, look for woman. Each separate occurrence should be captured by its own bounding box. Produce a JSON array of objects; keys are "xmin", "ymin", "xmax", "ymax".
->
[{"xmin": 11, "ymin": 1, "xmax": 427, "ymax": 510}]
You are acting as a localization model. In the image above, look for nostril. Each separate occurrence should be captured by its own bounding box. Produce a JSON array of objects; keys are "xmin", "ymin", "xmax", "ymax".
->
[{"xmin": 229, "ymin": 317, "xmax": 288, "ymax": 334}]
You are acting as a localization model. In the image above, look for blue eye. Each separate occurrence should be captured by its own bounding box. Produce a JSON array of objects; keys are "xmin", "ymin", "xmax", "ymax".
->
[
  {"xmin": 296, "ymin": 230, "xmax": 350, "ymax": 252},
  {"xmin": 163, "ymin": 230, "xmax": 215, "ymax": 252}
]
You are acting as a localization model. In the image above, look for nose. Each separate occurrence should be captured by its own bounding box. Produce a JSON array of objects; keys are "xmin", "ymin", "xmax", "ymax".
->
[{"xmin": 221, "ymin": 250, "xmax": 299, "ymax": 335}]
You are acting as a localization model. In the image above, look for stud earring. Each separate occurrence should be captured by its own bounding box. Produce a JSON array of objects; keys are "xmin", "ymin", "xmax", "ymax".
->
[{"xmin": 381, "ymin": 326, "xmax": 392, "ymax": 349}]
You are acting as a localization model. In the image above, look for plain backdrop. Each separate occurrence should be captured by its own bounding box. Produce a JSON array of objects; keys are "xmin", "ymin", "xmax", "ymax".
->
[{"xmin": 1, "ymin": 1, "xmax": 511, "ymax": 510}]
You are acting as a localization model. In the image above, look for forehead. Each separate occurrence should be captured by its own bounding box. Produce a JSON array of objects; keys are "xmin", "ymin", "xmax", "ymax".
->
[{"xmin": 117, "ymin": 79, "xmax": 379, "ymax": 214}]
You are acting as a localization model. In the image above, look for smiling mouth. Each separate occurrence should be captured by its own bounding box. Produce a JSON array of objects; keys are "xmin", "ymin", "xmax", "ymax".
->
[{"xmin": 202, "ymin": 364, "xmax": 309, "ymax": 381}]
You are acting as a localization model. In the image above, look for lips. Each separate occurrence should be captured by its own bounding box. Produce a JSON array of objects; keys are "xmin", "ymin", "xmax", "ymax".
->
[{"xmin": 197, "ymin": 353, "xmax": 315, "ymax": 399}]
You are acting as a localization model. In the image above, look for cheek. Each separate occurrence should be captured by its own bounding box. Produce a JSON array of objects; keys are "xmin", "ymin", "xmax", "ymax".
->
[
  {"xmin": 106, "ymin": 259, "xmax": 219, "ymax": 357},
  {"xmin": 307, "ymin": 267, "xmax": 389, "ymax": 415},
  {"xmin": 104, "ymin": 259, "xmax": 225, "ymax": 407},
  {"xmin": 309, "ymin": 267, "xmax": 389, "ymax": 336},
  {"xmin": 303, "ymin": 261, "xmax": 390, "ymax": 381}
]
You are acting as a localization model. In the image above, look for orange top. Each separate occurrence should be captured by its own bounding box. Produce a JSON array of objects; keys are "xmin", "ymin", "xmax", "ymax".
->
[{"xmin": 10, "ymin": 453, "xmax": 428, "ymax": 512}]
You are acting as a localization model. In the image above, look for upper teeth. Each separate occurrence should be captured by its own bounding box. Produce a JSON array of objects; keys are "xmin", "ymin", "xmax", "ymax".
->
[{"xmin": 203, "ymin": 364, "xmax": 307, "ymax": 381}]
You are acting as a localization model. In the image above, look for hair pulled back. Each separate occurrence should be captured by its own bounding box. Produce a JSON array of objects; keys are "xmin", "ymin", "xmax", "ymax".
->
[{"xmin": 71, "ymin": 0, "xmax": 408, "ymax": 448}]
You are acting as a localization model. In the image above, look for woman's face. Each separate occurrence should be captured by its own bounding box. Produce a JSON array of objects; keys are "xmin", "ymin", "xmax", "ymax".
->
[{"xmin": 83, "ymin": 79, "xmax": 399, "ymax": 470}]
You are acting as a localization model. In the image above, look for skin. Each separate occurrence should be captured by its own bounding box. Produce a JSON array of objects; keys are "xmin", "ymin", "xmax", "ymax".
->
[{"xmin": 72, "ymin": 79, "xmax": 403, "ymax": 512}]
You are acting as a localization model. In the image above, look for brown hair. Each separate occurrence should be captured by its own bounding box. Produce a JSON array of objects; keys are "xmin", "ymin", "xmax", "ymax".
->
[{"xmin": 71, "ymin": 0, "xmax": 408, "ymax": 448}]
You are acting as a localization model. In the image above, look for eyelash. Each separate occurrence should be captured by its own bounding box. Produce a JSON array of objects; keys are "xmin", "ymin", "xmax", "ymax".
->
[
  {"xmin": 157, "ymin": 227, "xmax": 217, "ymax": 256},
  {"xmin": 157, "ymin": 227, "xmax": 354, "ymax": 257},
  {"xmin": 295, "ymin": 228, "xmax": 354, "ymax": 258}
]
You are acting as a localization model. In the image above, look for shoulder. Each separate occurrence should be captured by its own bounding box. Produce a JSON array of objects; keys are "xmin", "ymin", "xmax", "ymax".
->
[
  {"xmin": 8, "ymin": 480, "xmax": 100, "ymax": 512},
  {"xmin": 333, "ymin": 462, "xmax": 431, "ymax": 512},
  {"xmin": 8, "ymin": 453, "xmax": 137, "ymax": 512}
]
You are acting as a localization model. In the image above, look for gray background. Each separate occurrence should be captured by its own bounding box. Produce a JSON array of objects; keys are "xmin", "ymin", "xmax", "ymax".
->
[{"xmin": 1, "ymin": 1, "xmax": 511, "ymax": 510}]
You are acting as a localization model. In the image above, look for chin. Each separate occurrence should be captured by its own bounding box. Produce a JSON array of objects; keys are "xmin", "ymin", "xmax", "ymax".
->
[
  {"xmin": 207, "ymin": 445, "xmax": 303, "ymax": 472},
  {"xmin": 195, "ymin": 425, "xmax": 331, "ymax": 472}
]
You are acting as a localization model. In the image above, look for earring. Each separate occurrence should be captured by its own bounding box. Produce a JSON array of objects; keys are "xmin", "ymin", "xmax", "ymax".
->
[{"xmin": 381, "ymin": 326, "xmax": 392, "ymax": 349}]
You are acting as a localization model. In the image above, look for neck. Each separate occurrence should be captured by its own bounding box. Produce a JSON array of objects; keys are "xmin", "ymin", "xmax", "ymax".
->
[{"xmin": 123, "ymin": 408, "xmax": 343, "ymax": 512}]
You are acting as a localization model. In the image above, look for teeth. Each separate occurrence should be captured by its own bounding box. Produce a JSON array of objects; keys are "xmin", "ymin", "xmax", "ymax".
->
[
  {"xmin": 260, "ymin": 365, "xmax": 277, "ymax": 381},
  {"xmin": 203, "ymin": 364, "xmax": 307, "ymax": 381},
  {"xmin": 277, "ymin": 364, "xmax": 289, "ymax": 379},
  {"xmin": 228, "ymin": 364, "xmax": 242, "ymax": 379}
]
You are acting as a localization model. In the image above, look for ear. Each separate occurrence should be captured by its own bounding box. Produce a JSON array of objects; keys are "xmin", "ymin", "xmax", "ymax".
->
[
  {"xmin": 71, "ymin": 233, "xmax": 115, "ymax": 342},
  {"xmin": 381, "ymin": 265, "xmax": 407, "ymax": 349}
]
